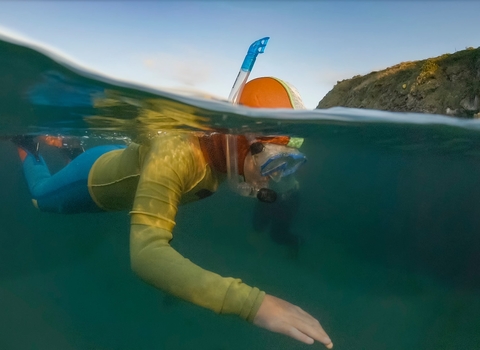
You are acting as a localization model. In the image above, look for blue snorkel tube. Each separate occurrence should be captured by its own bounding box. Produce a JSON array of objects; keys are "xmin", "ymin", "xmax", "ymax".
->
[
  {"xmin": 226, "ymin": 37, "xmax": 276, "ymax": 202},
  {"xmin": 228, "ymin": 37, "xmax": 269, "ymax": 104}
]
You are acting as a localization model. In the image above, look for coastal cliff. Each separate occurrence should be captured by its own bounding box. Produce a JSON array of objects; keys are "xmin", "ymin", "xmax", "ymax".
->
[{"xmin": 317, "ymin": 47, "xmax": 480, "ymax": 118}]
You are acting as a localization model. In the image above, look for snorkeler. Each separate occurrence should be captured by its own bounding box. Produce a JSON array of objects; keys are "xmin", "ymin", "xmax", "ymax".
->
[{"xmin": 12, "ymin": 77, "xmax": 333, "ymax": 348}]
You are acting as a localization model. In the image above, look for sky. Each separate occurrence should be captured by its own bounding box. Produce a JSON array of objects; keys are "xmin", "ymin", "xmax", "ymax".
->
[{"xmin": 0, "ymin": 1, "xmax": 479, "ymax": 109}]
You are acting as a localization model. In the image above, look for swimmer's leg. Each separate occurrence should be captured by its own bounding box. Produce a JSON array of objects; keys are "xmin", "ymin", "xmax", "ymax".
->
[{"xmin": 18, "ymin": 144, "xmax": 126, "ymax": 214}]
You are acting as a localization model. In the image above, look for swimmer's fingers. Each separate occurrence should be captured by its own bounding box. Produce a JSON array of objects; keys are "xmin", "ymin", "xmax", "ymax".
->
[
  {"xmin": 290, "ymin": 306, "xmax": 333, "ymax": 348},
  {"xmin": 253, "ymin": 294, "xmax": 333, "ymax": 348}
]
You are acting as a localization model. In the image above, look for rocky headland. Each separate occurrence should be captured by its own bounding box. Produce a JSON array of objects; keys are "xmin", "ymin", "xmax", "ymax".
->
[{"xmin": 317, "ymin": 47, "xmax": 480, "ymax": 118}]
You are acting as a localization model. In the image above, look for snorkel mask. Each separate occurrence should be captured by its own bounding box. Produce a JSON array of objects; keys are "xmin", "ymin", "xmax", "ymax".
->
[
  {"xmin": 225, "ymin": 134, "xmax": 306, "ymax": 203},
  {"xmin": 250, "ymin": 141, "xmax": 306, "ymax": 179}
]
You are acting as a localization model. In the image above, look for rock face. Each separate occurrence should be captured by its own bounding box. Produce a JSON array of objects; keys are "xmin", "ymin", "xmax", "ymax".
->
[{"xmin": 317, "ymin": 47, "xmax": 480, "ymax": 118}]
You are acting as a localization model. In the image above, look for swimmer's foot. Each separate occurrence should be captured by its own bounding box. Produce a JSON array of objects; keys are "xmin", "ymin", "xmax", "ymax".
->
[
  {"xmin": 39, "ymin": 135, "xmax": 84, "ymax": 160},
  {"xmin": 11, "ymin": 135, "xmax": 40, "ymax": 162}
]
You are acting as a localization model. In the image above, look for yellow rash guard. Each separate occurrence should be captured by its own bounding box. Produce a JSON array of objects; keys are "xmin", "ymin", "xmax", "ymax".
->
[{"xmin": 87, "ymin": 133, "xmax": 265, "ymax": 322}]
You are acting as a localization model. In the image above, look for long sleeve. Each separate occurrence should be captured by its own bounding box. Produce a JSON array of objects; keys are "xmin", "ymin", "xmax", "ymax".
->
[{"xmin": 129, "ymin": 134, "xmax": 265, "ymax": 322}]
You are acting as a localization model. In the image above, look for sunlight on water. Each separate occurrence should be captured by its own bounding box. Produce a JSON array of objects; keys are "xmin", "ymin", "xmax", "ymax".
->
[{"xmin": 1, "ymin": 33, "xmax": 480, "ymax": 350}]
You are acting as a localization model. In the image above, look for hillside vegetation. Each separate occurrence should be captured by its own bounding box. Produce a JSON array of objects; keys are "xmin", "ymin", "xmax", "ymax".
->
[{"xmin": 317, "ymin": 47, "xmax": 480, "ymax": 118}]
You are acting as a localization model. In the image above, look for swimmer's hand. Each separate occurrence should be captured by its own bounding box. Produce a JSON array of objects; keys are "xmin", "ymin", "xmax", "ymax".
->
[{"xmin": 253, "ymin": 294, "xmax": 333, "ymax": 348}]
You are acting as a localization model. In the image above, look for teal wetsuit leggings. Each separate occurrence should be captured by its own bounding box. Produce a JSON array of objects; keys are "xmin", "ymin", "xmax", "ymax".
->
[{"xmin": 21, "ymin": 145, "xmax": 126, "ymax": 214}]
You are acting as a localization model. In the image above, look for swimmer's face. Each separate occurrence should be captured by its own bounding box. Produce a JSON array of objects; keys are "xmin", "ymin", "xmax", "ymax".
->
[{"xmin": 243, "ymin": 151, "xmax": 269, "ymax": 189}]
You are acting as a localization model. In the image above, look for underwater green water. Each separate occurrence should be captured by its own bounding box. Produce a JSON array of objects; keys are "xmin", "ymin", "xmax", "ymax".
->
[{"xmin": 1, "ymin": 34, "xmax": 480, "ymax": 349}]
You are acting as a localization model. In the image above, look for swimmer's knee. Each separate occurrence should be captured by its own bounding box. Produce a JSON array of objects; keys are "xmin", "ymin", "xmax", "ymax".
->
[{"xmin": 31, "ymin": 199, "xmax": 39, "ymax": 210}]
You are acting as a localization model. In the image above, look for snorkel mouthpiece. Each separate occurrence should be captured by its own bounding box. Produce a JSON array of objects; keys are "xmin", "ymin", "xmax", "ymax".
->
[{"xmin": 257, "ymin": 188, "xmax": 277, "ymax": 203}]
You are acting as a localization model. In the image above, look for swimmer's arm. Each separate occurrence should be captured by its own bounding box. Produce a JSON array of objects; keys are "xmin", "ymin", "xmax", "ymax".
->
[
  {"xmin": 129, "ymin": 223, "xmax": 332, "ymax": 347},
  {"xmin": 129, "ymin": 135, "xmax": 264, "ymax": 320},
  {"xmin": 129, "ymin": 223, "xmax": 264, "ymax": 321}
]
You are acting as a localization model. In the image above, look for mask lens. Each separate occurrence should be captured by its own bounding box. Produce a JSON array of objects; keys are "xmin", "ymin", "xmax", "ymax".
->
[
  {"xmin": 268, "ymin": 170, "xmax": 283, "ymax": 183},
  {"xmin": 260, "ymin": 150, "xmax": 306, "ymax": 177},
  {"xmin": 261, "ymin": 157, "xmax": 288, "ymax": 176}
]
